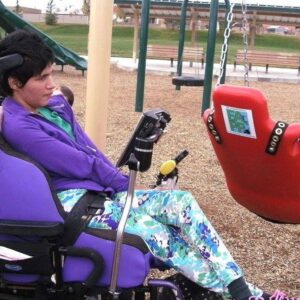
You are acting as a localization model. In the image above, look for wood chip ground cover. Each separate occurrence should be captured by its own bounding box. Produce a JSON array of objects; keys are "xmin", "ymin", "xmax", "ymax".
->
[{"xmin": 53, "ymin": 65, "xmax": 300, "ymax": 296}]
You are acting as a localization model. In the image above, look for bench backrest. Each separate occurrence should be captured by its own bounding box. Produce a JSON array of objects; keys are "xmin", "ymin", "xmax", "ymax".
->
[
  {"xmin": 147, "ymin": 44, "xmax": 178, "ymax": 55},
  {"xmin": 203, "ymin": 84, "xmax": 300, "ymax": 223},
  {"xmin": 235, "ymin": 50, "xmax": 300, "ymax": 66},
  {"xmin": 183, "ymin": 46, "xmax": 204, "ymax": 60},
  {"xmin": 147, "ymin": 44, "xmax": 204, "ymax": 60}
]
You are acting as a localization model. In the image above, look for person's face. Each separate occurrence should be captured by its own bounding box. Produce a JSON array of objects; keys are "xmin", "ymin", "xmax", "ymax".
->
[{"xmin": 8, "ymin": 64, "xmax": 55, "ymax": 112}]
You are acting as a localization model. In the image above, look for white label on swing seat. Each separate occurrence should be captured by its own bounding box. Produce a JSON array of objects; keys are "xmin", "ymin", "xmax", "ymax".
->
[{"xmin": 221, "ymin": 105, "xmax": 257, "ymax": 138}]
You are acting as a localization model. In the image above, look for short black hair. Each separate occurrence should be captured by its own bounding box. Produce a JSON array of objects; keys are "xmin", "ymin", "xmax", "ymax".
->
[{"xmin": 0, "ymin": 30, "xmax": 54, "ymax": 96}]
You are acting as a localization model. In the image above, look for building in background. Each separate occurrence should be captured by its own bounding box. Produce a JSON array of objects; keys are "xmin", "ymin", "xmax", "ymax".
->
[{"xmin": 6, "ymin": 5, "xmax": 89, "ymax": 24}]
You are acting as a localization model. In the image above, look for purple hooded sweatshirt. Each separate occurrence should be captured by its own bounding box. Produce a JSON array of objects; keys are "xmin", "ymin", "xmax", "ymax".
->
[{"xmin": 2, "ymin": 94, "xmax": 129, "ymax": 195}]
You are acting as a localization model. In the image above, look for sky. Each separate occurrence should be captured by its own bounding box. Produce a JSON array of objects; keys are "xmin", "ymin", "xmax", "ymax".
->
[
  {"xmin": 1, "ymin": 0, "xmax": 84, "ymax": 13},
  {"xmin": 1, "ymin": 0, "xmax": 300, "ymax": 13}
]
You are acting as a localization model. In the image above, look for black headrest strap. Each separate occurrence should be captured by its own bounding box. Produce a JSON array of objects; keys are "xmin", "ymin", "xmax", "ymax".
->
[{"xmin": 0, "ymin": 53, "xmax": 23, "ymax": 74}]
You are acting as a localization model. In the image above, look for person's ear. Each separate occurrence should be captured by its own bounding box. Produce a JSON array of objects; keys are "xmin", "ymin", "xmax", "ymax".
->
[{"xmin": 8, "ymin": 77, "xmax": 22, "ymax": 90}]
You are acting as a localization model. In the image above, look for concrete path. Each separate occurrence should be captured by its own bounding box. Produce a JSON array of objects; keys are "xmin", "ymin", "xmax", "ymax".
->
[{"xmin": 111, "ymin": 57, "xmax": 300, "ymax": 84}]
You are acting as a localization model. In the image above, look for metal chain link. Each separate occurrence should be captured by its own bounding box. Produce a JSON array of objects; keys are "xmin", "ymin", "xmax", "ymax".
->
[
  {"xmin": 242, "ymin": 0, "xmax": 250, "ymax": 86},
  {"xmin": 216, "ymin": 3, "xmax": 235, "ymax": 87}
]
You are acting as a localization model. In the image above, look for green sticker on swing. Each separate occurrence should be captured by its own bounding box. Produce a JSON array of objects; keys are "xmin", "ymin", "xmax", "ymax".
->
[{"xmin": 221, "ymin": 105, "xmax": 256, "ymax": 138}]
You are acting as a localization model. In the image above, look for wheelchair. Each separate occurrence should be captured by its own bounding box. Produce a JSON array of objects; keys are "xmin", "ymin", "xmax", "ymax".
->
[{"xmin": 0, "ymin": 106, "xmax": 222, "ymax": 300}]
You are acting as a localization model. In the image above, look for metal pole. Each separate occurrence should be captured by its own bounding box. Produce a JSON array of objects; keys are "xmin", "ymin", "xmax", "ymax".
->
[
  {"xmin": 135, "ymin": 0, "xmax": 151, "ymax": 112},
  {"xmin": 201, "ymin": 0, "xmax": 219, "ymax": 114},
  {"xmin": 190, "ymin": 7, "xmax": 196, "ymax": 48},
  {"xmin": 224, "ymin": 0, "xmax": 230, "ymax": 7},
  {"xmin": 176, "ymin": 0, "xmax": 188, "ymax": 91},
  {"xmin": 109, "ymin": 169, "xmax": 137, "ymax": 297}
]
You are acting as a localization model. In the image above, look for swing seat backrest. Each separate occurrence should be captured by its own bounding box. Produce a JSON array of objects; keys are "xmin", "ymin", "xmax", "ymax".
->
[{"xmin": 203, "ymin": 85, "xmax": 300, "ymax": 223}]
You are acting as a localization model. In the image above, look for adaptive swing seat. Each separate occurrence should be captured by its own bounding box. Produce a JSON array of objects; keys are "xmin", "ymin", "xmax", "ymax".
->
[{"xmin": 203, "ymin": 84, "xmax": 300, "ymax": 224}]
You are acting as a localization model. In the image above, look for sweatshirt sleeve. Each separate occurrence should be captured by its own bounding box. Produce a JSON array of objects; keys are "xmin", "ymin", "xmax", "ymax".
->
[{"xmin": 3, "ymin": 117, "xmax": 129, "ymax": 193}]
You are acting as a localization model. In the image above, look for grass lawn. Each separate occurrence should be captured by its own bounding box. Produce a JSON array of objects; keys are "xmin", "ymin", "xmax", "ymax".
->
[{"xmin": 33, "ymin": 23, "xmax": 300, "ymax": 63}]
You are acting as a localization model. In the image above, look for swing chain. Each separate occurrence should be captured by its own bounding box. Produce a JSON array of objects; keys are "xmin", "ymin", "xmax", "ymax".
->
[
  {"xmin": 242, "ymin": 0, "xmax": 250, "ymax": 86},
  {"xmin": 216, "ymin": 3, "xmax": 235, "ymax": 87}
]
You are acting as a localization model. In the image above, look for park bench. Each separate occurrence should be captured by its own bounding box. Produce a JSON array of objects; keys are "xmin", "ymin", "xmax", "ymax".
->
[
  {"xmin": 147, "ymin": 44, "xmax": 205, "ymax": 68},
  {"xmin": 234, "ymin": 50, "xmax": 300, "ymax": 74}
]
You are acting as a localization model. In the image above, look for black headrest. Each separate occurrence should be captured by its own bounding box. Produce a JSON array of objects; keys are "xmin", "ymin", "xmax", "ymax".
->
[{"xmin": 0, "ymin": 54, "xmax": 23, "ymax": 74}]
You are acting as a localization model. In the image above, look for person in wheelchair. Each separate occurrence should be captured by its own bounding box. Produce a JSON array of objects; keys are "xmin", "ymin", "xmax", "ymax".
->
[{"xmin": 0, "ymin": 30, "xmax": 293, "ymax": 300}]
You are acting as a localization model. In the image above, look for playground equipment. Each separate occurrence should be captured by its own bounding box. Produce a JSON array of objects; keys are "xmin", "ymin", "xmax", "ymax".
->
[
  {"xmin": 172, "ymin": 75, "xmax": 204, "ymax": 87},
  {"xmin": 134, "ymin": 0, "xmax": 233, "ymax": 112},
  {"xmin": 171, "ymin": 0, "xmax": 205, "ymax": 89},
  {"xmin": 203, "ymin": 0, "xmax": 300, "ymax": 223},
  {"xmin": 203, "ymin": 85, "xmax": 300, "ymax": 224},
  {"xmin": 0, "ymin": 1, "xmax": 87, "ymax": 74},
  {"xmin": 172, "ymin": 0, "xmax": 235, "ymax": 91}
]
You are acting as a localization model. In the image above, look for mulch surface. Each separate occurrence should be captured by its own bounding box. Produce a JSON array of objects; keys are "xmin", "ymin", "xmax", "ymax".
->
[{"xmin": 53, "ymin": 64, "xmax": 300, "ymax": 297}]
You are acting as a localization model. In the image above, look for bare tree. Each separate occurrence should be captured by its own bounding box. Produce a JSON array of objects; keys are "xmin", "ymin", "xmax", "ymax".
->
[
  {"xmin": 13, "ymin": 0, "xmax": 22, "ymax": 16},
  {"xmin": 82, "ymin": 0, "xmax": 90, "ymax": 16},
  {"xmin": 45, "ymin": 0, "xmax": 57, "ymax": 25}
]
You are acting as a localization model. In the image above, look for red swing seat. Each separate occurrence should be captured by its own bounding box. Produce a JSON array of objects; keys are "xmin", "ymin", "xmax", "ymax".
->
[{"xmin": 203, "ymin": 84, "xmax": 300, "ymax": 224}]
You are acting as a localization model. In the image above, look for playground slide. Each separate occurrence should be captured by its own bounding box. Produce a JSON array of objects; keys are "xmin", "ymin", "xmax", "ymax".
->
[{"xmin": 0, "ymin": 1, "xmax": 87, "ymax": 72}]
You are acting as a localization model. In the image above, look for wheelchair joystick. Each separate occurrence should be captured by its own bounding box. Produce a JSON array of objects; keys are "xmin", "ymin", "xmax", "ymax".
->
[{"xmin": 153, "ymin": 149, "xmax": 189, "ymax": 189}]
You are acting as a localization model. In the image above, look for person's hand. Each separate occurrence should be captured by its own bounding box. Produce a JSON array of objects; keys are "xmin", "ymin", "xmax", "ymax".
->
[{"xmin": 154, "ymin": 178, "xmax": 179, "ymax": 191}]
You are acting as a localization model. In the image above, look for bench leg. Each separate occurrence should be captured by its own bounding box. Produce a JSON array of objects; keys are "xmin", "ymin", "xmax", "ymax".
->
[
  {"xmin": 189, "ymin": 61, "xmax": 193, "ymax": 67},
  {"xmin": 234, "ymin": 62, "xmax": 236, "ymax": 71},
  {"xmin": 298, "ymin": 67, "xmax": 300, "ymax": 76},
  {"xmin": 266, "ymin": 64, "xmax": 269, "ymax": 73},
  {"xmin": 170, "ymin": 58, "xmax": 174, "ymax": 68},
  {"xmin": 201, "ymin": 59, "xmax": 204, "ymax": 69}
]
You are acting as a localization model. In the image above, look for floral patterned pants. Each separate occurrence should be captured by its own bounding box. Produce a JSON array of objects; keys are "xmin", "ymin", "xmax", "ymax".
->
[{"xmin": 58, "ymin": 189, "xmax": 262, "ymax": 298}]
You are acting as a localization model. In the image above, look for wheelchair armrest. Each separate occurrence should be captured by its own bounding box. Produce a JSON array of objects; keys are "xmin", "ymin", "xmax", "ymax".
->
[
  {"xmin": 0, "ymin": 220, "xmax": 64, "ymax": 237},
  {"xmin": 61, "ymin": 246, "xmax": 104, "ymax": 288}
]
